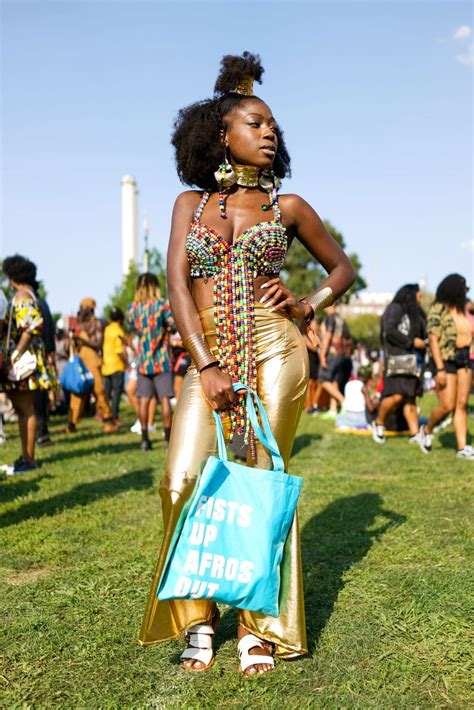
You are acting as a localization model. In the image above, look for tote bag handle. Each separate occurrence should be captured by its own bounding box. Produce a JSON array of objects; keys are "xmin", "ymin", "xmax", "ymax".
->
[{"xmin": 212, "ymin": 382, "xmax": 285, "ymax": 472}]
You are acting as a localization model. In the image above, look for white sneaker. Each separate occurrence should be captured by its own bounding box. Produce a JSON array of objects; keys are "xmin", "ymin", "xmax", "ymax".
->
[
  {"xmin": 130, "ymin": 419, "xmax": 141, "ymax": 435},
  {"xmin": 411, "ymin": 426, "xmax": 431, "ymax": 454},
  {"xmin": 433, "ymin": 417, "xmax": 452, "ymax": 434},
  {"xmin": 371, "ymin": 422, "xmax": 385, "ymax": 444},
  {"xmin": 456, "ymin": 446, "xmax": 474, "ymax": 460},
  {"xmin": 421, "ymin": 427, "xmax": 433, "ymax": 453}
]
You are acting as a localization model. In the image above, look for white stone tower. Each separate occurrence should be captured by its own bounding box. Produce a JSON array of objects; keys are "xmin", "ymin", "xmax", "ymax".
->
[{"xmin": 121, "ymin": 175, "xmax": 138, "ymax": 275}]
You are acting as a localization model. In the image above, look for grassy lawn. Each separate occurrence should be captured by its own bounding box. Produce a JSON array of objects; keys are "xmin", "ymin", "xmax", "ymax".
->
[{"xmin": 1, "ymin": 394, "xmax": 472, "ymax": 709}]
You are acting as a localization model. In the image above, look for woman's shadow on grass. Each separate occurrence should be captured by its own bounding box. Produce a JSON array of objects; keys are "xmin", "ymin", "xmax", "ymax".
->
[
  {"xmin": 301, "ymin": 493, "xmax": 406, "ymax": 653},
  {"xmin": 214, "ymin": 493, "xmax": 406, "ymax": 656}
]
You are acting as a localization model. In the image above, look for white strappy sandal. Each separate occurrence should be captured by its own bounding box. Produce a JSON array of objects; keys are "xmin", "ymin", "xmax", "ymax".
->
[
  {"xmin": 238, "ymin": 634, "xmax": 275, "ymax": 675},
  {"xmin": 180, "ymin": 620, "xmax": 217, "ymax": 672}
]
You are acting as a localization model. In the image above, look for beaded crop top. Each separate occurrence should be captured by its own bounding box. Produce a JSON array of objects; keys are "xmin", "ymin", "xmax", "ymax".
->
[{"xmin": 186, "ymin": 189, "xmax": 288, "ymax": 457}]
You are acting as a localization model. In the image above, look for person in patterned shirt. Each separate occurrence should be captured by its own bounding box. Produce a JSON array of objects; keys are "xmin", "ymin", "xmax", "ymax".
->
[
  {"xmin": 1, "ymin": 255, "xmax": 57, "ymax": 475},
  {"xmin": 126, "ymin": 273, "xmax": 175, "ymax": 450}
]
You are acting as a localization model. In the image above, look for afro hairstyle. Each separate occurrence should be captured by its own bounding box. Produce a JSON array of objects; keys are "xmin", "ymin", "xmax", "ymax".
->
[{"xmin": 171, "ymin": 51, "xmax": 291, "ymax": 190}]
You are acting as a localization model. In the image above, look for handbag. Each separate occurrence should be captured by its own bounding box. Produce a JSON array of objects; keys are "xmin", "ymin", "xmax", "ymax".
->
[
  {"xmin": 157, "ymin": 383, "xmax": 303, "ymax": 617},
  {"xmin": 6, "ymin": 292, "xmax": 38, "ymax": 381},
  {"xmin": 60, "ymin": 353, "xmax": 94, "ymax": 395},
  {"xmin": 385, "ymin": 353, "xmax": 420, "ymax": 378}
]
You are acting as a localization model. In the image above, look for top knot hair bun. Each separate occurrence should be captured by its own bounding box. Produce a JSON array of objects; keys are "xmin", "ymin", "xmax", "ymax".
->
[{"xmin": 214, "ymin": 51, "xmax": 264, "ymax": 97}]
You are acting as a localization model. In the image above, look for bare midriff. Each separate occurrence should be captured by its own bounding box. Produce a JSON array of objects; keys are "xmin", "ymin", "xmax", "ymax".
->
[
  {"xmin": 450, "ymin": 309, "xmax": 472, "ymax": 348},
  {"xmin": 192, "ymin": 273, "xmax": 273, "ymax": 312}
]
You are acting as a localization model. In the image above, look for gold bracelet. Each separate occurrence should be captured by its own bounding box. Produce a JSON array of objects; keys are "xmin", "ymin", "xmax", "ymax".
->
[
  {"xmin": 301, "ymin": 286, "xmax": 335, "ymax": 317},
  {"xmin": 183, "ymin": 332, "xmax": 219, "ymax": 372}
]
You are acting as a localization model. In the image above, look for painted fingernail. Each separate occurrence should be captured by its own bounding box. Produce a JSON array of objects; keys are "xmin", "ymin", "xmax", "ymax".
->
[
  {"xmin": 259, "ymin": 296, "xmax": 267, "ymax": 303},
  {"xmin": 261, "ymin": 283, "xmax": 269, "ymax": 289}
]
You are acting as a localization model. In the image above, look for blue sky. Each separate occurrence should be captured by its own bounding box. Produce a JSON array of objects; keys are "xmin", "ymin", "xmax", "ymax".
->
[{"xmin": 2, "ymin": 0, "xmax": 472, "ymax": 315}]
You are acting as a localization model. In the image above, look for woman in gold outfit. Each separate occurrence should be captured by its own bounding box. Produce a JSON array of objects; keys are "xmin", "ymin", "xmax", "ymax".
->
[{"xmin": 139, "ymin": 52, "xmax": 355, "ymax": 675}]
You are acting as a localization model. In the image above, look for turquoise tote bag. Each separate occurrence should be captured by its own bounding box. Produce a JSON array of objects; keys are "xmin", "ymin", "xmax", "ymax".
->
[{"xmin": 157, "ymin": 383, "xmax": 302, "ymax": 617}]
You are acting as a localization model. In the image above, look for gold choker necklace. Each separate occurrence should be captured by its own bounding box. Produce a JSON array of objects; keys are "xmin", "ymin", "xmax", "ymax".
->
[{"xmin": 233, "ymin": 164, "xmax": 260, "ymax": 187}]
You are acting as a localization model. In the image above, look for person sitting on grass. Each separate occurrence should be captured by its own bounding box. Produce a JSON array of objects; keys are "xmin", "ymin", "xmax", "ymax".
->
[{"xmin": 336, "ymin": 365, "xmax": 377, "ymax": 430}]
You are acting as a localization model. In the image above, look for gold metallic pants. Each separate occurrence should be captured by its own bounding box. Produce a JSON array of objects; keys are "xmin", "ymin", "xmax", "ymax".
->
[{"xmin": 139, "ymin": 304, "xmax": 309, "ymax": 658}]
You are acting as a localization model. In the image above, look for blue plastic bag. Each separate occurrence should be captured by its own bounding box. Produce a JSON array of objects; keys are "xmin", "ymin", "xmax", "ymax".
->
[
  {"xmin": 60, "ymin": 355, "xmax": 94, "ymax": 395},
  {"xmin": 157, "ymin": 383, "xmax": 302, "ymax": 617}
]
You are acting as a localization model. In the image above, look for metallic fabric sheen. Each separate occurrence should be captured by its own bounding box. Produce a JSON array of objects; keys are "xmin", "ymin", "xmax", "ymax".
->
[{"xmin": 139, "ymin": 304, "xmax": 309, "ymax": 658}]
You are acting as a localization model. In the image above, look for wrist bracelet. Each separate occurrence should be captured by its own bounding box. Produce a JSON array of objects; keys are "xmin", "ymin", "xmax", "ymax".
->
[
  {"xmin": 183, "ymin": 332, "xmax": 219, "ymax": 372},
  {"xmin": 301, "ymin": 286, "xmax": 335, "ymax": 317},
  {"xmin": 436, "ymin": 367, "xmax": 446, "ymax": 373},
  {"xmin": 298, "ymin": 300, "xmax": 314, "ymax": 322}
]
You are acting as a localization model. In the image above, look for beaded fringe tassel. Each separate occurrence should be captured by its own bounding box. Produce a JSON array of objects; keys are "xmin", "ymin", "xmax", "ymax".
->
[{"xmin": 214, "ymin": 248, "xmax": 258, "ymax": 459}]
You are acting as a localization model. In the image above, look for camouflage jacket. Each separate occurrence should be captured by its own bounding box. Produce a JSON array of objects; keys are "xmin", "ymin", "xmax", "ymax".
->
[{"xmin": 427, "ymin": 302, "xmax": 457, "ymax": 362}]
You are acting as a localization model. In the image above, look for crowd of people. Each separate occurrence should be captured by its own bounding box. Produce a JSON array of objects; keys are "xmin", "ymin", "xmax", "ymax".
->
[
  {"xmin": 303, "ymin": 277, "xmax": 474, "ymax": 459},
  {"xmin": 1, "ymin": 255, "xmax": 472, "ymax": 479},
  {"xmin": 0, "ymin": 254, "xmax": 190, "ymax": 474}
]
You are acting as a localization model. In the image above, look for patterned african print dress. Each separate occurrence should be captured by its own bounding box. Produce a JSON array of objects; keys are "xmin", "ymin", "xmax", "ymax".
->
[{"xmin": 3, "ymin": 294, "xmax": 57, "ymax": 392}]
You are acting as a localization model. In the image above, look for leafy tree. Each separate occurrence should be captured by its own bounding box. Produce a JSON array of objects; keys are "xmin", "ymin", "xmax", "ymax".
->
[
  {"xmin": 344, "ymin": 314, "xmax": 381, "ymax": 347},
  {"xmin": 105, "ymin": 248, "xmax": 167, "ymax": 320},
  {"xmin": 281, "ymin": 220, "xmax": 366, "ymax": 301}
]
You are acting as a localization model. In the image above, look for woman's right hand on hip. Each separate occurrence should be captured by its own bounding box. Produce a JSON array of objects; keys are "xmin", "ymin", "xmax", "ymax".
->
[{"xmin": 200, "ymin": 366, "xmax": 237, "ymax": 411}]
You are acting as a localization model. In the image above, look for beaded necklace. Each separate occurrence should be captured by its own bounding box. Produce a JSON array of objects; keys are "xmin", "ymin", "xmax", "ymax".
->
[{"xmin": 187, "ymin": 189, "xmax": 287, "ymax": 459}]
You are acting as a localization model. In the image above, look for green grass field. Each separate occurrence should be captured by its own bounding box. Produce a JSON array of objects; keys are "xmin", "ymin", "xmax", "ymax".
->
[{"xmin": 1, "ymin": 395, "xmax": 472, "ymax": 709}]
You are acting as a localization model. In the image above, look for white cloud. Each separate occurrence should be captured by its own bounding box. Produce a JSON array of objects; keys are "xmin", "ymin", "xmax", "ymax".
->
[
  {"xmin": 461, "ymin": 240, "xmax": 474, "ymax": 251},
  {"xmin": 456, "ymin": 42, "xmax": 474, "ymax": 65},
  {"xmin": 454, "ymin": 25, "xmax": 471, "ymax": 40},
  {"xmin": 452, "ymin": 26, "xmax": 473, "ymax": 66}
]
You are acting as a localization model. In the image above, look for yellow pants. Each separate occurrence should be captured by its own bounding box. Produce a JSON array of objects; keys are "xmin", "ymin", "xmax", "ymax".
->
[{"xmin": 139, "ymin": 304, "xmax": 309, "ymax": 658}]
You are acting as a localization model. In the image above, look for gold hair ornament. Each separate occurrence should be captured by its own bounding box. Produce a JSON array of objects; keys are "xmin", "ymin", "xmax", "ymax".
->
[
  {"xmin": 183, "ymin": 332, "xmax": 219, "ymax": 372},
  {"xmin": 234, "ymin": 75, "xmax": 254, "ymax": 96}
]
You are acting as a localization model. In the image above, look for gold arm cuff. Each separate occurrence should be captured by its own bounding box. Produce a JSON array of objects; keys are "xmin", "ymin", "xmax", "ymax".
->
[
  {"xmin": 302, "ymin": 286, "xmax": 335, "ymax": 316},
  {"xmin": 183, "ymin": 332, "xmax": 219, "ymax": 372}
]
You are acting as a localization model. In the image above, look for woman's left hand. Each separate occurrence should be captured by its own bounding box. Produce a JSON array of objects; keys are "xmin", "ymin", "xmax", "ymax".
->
[{"xmin": 259, "ymin": 277, "xmax": 311, "ymax": 320}]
